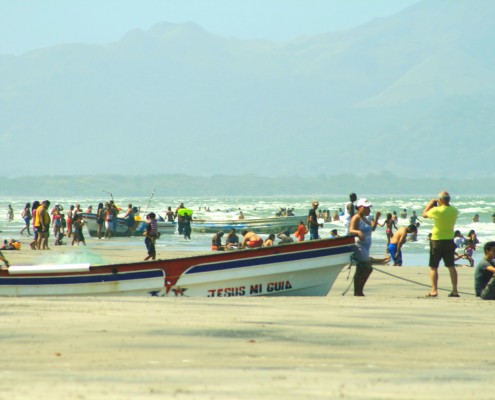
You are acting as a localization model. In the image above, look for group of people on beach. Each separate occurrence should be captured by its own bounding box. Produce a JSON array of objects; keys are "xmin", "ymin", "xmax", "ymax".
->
[
  {"xmin": 2, "ymin": 194, "xmax": 495, "ymax": 300},
  {"xmin": 17, "ymin": 200, "xmax": 89, "ymax": 250},
  {"xmin": 13, "ymin": 200, "xmax": 122, "ymax": 250},
  {"xmin": 208, "ymin": 192, "xmax": 495, "ymax": 301},
  {"xmin": 339, "ymin": 191, "xmax": 495, "ymax": 300}
]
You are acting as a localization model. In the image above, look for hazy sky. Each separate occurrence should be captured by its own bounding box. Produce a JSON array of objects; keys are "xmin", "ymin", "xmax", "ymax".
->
[{"xmin": 1, "ymin": 0, "xmax": 420, "ymax": 55}]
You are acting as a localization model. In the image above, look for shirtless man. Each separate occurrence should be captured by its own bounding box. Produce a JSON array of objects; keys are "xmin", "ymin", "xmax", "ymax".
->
[
  {"xmin": 388, "ymin": 224, "xmax": 417, "ymax": 266},
  {"xmin": 241, "ymin": 230, "xmax": 263, "ymax": 248}
]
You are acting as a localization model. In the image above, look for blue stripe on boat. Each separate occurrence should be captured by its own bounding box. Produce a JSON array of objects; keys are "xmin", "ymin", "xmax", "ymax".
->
[
  {"xmin": 185, "ymin": 244, "xmax": 355, "ymax": 275},
  {"xmin": 0, "ymin": 269, "xmax": 164, "ymax": 286}
]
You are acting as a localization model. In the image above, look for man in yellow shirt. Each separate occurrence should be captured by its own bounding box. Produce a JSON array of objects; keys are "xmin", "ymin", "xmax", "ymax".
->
[{"xmin": 422, "ymin": 191, "xmax": 459, "ymax": 297}]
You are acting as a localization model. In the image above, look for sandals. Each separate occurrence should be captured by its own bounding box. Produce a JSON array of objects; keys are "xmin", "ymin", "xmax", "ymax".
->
[{"xmin": 425, "ymin": 292, "xmax": 460, "ymax": 298}]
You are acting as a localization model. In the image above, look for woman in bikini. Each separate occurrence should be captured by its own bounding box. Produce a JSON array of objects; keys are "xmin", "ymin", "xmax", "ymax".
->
[{"xmin": 379, "ymin": 213, "xmax": 397, "ymax": 252}]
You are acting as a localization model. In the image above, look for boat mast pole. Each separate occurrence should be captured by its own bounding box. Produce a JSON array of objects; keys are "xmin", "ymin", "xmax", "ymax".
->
[
  {"xmin": 144, "ymin": 189, "xmax": 155, "ymax": 214},
  {"xmin": 102, "ymin": 190, "xmax": 114, "ymax": 202}
]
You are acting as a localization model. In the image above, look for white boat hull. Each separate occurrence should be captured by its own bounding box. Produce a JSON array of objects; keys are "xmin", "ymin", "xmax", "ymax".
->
[
  {"xmin": 169, "ymin": 247, "xmax": 351, "ymax": 297},
  {"xmin": 0, "ymin": 237, "xmax": 355, "ymax": 297},
  {"xmin": 0, "ymin": 269, "xmax": 165, "ymax": 297}
]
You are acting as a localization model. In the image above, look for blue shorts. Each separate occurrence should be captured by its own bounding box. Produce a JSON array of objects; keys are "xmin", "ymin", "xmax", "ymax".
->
[{"xmin": 388, "ymin": 243, "xmax": 402, "ymax": 265}]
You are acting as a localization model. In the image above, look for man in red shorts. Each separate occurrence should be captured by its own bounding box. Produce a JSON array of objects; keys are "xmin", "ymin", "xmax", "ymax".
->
[{"xmin": 241, "ymin": 230, "xmax": 263, "ymax": 248}]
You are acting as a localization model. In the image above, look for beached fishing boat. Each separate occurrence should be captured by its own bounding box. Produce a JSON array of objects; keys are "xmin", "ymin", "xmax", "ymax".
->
[
  {"xmin": 191, "ymin": 215, "xmax": 302, "ymax": 234},
  {"xmin": 82, "ymin": 213, "xmax": 176, "ymax": 237},
  {"xmin": 0, "ymin": 236, "xmax": 355, "ymax": 297}
]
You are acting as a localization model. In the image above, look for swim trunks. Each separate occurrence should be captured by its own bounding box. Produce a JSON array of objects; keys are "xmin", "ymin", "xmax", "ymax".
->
[
  {"xmin": 429, "ymin": 240, "xmax": 456, "ymax": 268},
  {"xmin": 388, "ymin": 243, "xmax": 402, "ymax": 266},
  {"xmin": 248, "ymin": 238, "xmax": 263, "ymax": 248}
]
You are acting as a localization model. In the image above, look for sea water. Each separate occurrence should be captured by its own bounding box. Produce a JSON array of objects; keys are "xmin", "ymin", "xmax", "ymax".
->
[{"xmin": 1, "ymin": 194, "xmax": 494, "ymax": 267}]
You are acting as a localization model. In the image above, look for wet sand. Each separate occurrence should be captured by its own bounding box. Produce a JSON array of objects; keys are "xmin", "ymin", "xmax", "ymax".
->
[{"xmin": 0, "ymin": 243, "xmax": 492, "ymax": 399}]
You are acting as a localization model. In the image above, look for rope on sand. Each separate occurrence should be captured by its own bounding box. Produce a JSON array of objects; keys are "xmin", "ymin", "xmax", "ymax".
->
[
  {"xmin": 342, "ymin": 265, "xmax": 475, "ymax": 297},
  {"xmin": 341, "ymin": 263, "xmax": 354, "ymax": 296}
]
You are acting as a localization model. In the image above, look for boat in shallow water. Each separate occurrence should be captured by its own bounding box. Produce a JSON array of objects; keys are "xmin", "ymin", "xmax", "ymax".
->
[
  {"xmin": 82, "ymin": 212, "xmax": 176, "ymax": 237},
  {"xmin": 0, "ymin": 237, "xmax": 355, "ymax": 297},
  {"xmin": 191, "ymin": 215, "xmax": 302, "ymax": 234}
]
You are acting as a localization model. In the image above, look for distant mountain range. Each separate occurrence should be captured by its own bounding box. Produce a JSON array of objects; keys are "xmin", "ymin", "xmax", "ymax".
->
[{"xmin": 1, "ymin": 0, "xmax": 494, "ymax": 182}]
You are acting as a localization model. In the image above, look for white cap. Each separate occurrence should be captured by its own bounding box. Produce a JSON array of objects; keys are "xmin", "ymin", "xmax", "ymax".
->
[{"xmin": 356, "ymin": 198, "xmax": 373, "ymax": 208}]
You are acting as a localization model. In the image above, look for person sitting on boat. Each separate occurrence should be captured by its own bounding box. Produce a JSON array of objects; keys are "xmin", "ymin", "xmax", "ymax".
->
[
  {"xmin": 241, "ymin": 230, "xmax": 263, "ymax": 248},
  {"xmin": 264, "ymin": 233, "xmax": 276, "ymax": 247},
  {"xmin": 225, "ymin": 229, "xmax": 239, "ymax": 249},
  {"xmin": 211, "ymin": 231, "xmax": 225, "ymax": 251},
  {"xmin": 330, "ymin": 229, "xmax": 340, "ymax": 239},
  {"xmin": 277, "ymin": 230, "xmax": 293, "ymax": 244}
]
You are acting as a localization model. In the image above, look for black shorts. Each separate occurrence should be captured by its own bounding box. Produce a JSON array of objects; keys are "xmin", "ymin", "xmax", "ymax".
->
[{"xmin": 429, "ymin": 239, "xmax": 456, "ymax": 268}]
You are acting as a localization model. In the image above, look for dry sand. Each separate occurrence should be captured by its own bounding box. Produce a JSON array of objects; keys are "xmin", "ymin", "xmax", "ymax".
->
[{"xmin": 0, "ymin": 243, "xmax": 493, "ymax": 399}]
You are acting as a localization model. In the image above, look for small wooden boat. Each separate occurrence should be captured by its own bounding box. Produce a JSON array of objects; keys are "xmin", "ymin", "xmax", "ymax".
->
[
  {"xmin": 82, "ymin": 213, "xmax": 176, "ymax": 237},
  {"xmin": 0, "ymin": 237, "xmax": 355, "ymax": 297},
  {"xmin": 191, "ymin": 215, "xmax": 303, "ymax": 234}
]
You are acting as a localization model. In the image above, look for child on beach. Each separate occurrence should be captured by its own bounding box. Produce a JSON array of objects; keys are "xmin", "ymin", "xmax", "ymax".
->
[
  {"xmin": 144, "ymin": 213, "xmax": 158, "ymax": 261},
  {"xmin": 461, "ymin": 239, "xmax": 475, "ymax": 267},
  {"xmin": 71, "ymin": 214, "xmax": 86, "ymax": 246},
  {"xmin": 467, "ymin": 229, "xmax": 480, "ymax": 249}
]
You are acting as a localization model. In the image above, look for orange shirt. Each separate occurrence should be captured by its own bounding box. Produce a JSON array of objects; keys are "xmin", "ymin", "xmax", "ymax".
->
[{"xmin": 295, "ymin": 224, "xmax": 308, "ymax": 242}]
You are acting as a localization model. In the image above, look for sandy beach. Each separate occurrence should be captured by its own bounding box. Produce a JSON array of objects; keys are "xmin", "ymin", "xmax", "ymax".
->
[{"xmin": 0, "ymin": 243, "xmax": 492, "ymax": 399}]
